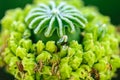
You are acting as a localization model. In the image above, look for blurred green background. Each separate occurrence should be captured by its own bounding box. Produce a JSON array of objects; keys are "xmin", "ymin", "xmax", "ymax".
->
[
  {"xmin": 0, "ymin": 0, "xmax": 120, "ymax": 80},
  {"xmin": 84, "ymin": 0, "xmax": 120, "ymax": 25},
  {"xmin": 0, "ymin": 0, "xmax": 120, "ymax": 25}
]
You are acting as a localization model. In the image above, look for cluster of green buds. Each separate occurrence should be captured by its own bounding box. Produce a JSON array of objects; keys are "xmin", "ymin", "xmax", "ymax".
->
[{"xmin": 0, "ymin": 0, "xmax": 120, "ymax": 80}]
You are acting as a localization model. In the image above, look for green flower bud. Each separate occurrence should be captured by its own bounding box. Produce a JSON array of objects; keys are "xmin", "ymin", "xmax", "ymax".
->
[
  {"xmin": 69, "ymin": 50, "xmax": 82, "ymax": 70},
  {"xmin": 83, "ymin": 51, "xmax": 95, "ymax": 67},
  {"xmin": 67, "ymin": 47, "xmax": 75, "ymax": 57},
  {"xmin": 83, "ymin": 40, "xmax": 94, "ymax": 51},
  {"xmin": 75, "ymin": 50, "xmax": 83, "ymax": 58},
  {"xmin": 8, "ymin": 56, "xmax": 19, "ymax": 75},
  {"xmin": 76, "ymin": 65, "xmax": 91, "ymax": 79},
  {"xmin": 1, "ymin": 15, "xmax": 13, "ymax": 29},
  {"xmin": 110, "ymin": 55, "xmax": 120, "ymax": 71},
  {"xmin": 97, "ymin": 24, "xmax": 108, "ymax": 40},
  {"xmin": 77, "ymin": 68, "xmax": 86, "ymax": 79},
  {"xmin": 9, "ymin": 56, "xmax": 19, "ymax": 67},
  {"xmin": 24, "ymin": 4, "xmax": 33, "ymax": 16},
  {"xmin": 69, "ymin": 55, "xmax": 82, "ymax": 70},
  {"xmin": 59, "ymin": 63, "xmax": 72, "ymax": 79},
  {"xmin": 23, "ymin": 29, "xmax": 31, "ymax": 39},
  {"xmin": 19, "ymin": 39, "xmax": 32, "ymax": 52},
  {"xmin": 83, "ymin": 33, "xmax": 94, "ymax": 51},
  {"xmin": 105, "ymin": 70, "xmax": 113, "ymax": 80},
  {"xmin": 16, "ymin": 47, "xmax": 27, "ymax": 59},
  {"xmin": 13, "ymin": 69, "xmax": 20, "ymax": 79},
  {"xmin": 50, "ymin": 54, "xmax": 60, "ymax": 64},
  {"xmin": 4, "ymin": 48, "xmax": 14, "ymax": 64},
  {"xmin": 42, "ymin": 66, "xmax": 52, "ymax": 75},
  {"xmin": 94, "ymin": 59, "xmax": 107, "ymax": 72},
  {"xmin": 69, "ymin": 40, "xmax": 83, "ymax": 51},
  {"xmin": 13, "ymin": 8, "xmax": 24, "ymax": 22},
  {"xmin": 10, "ymin": 32, "xmax": 22, "ymax": 41},
  {"xmin": 36, "ymin": 51, "xmax": 51, "ymax": 63},
  {"xmin": 81, "ymin": 65, "xmax": 91, "ymax": 73},
  {"xmin": 36, "ymin": 40, "xmax": 45, "ymax": 54},
  {"xmin": 28, "ymin": 54, "xmax": 35, "ymax": 60},
  {"xmin": 58, "ymin": 45, "xmax": 68, "ymax": 58},
  {"xmin": 70, "ymin": 72, "xmax": 80, "ymax": 80},
  {"xmin": 9, "ymin": 40, "xmax": 18, "ymax": 53},
  {"xmin": 45, "ymin": 41, "xmax": 57, "ymax": 53},
  {"xmin": 12, "ymin": 21, "xmax": 26, "ymax": 33},
  {"xmin": 60, "ymin": 57, "xmax": 69, "ymax": 64},
  {"xmin": 22, "ymin": 56, "xmax": 35, "ymax": 75},
  {"xmin": 83, "ymin": 33, "xmax": 93, "ymax": 41},
  {"xmin": 99, "ymin": 72, "xmax": 107, "ymax": 80},
  {"xmin": 59, "ymin": 57, "xmax": 72, "ymax": 79},
  {"xmin": 109, "ymin": 36, "xmax": 119, "ymax": 52},
  {"xmin": 101, "ymin": 41, "xmax": 112, "ymax": 55},
  {"xmin": 94, "ymin": 42, "xmax": 105, "ymax": 61}
]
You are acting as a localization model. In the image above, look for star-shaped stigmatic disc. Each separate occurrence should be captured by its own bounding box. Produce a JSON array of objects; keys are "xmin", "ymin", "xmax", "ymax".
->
[{"xmin": 25, "ymin": 1, "xmax": 87, "ymax": 38}]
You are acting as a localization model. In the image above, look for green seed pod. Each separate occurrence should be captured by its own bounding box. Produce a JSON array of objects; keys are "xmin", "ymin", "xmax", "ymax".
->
[{"xmin": 25, "ymin": 1, "xmax": 87, "ymax": 42}]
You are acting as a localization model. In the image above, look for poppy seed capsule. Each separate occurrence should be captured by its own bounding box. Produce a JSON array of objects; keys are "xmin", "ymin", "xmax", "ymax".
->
[{"xmin": 25, "ymin": 1, "xmax": 87, "ymax": 43}]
